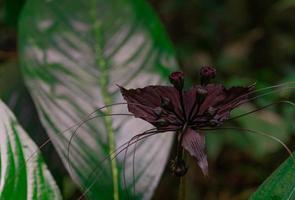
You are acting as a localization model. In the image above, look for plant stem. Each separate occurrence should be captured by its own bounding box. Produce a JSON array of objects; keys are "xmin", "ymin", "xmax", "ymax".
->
[
  {"xmin": 177, "ymin": 125, "xmax": 187, "ymax": 200},
  {"xmin": 90, "ymin": 2, "xmax": 119, "ymax": 200},
  {"xmin": 178, "ymin": 153, "xmax": 187, "ymax": 200}
]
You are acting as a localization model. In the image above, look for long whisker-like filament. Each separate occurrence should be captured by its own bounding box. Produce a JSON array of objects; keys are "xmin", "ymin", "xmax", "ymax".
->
[
  {"xmin": 66, "ymin": 113, "xmax": 134, "ymax": 176},
  {"xmin": 222, "ymin": 83, "xmax": 295, "ymax": 111},
  {"xmin": 122, "ymin": 131, "xmax": 136, "ymax": 200},
  {"xmin": 1, "ymin": 103, "xmax": 131, "ymax": 191},
  {"xmin": 79, "ymin": 127, "xmax": 159, "ymax": 200},
  {"xmin": 78, "ymin": 129, "xmax": 157, "ymax": 200},
  {"xmin": 122, "ymin": 127, "xmax": 155, "ymax": 200},
  {"xmin": 249, "ymin": 81, "xmax": 295, "ymax": 95},
  {"xmin": 121, "ymin": 128, "xmax": 157, "ymax": 200},
  {"xmin": 200, "ymin": 127, "xmax": 295, "ymax": 164},
  {"xmin": 15, "ymin": 100, "xmax": 160, "ymax": 188},
  {"xmin": 228, "ymin": 100, "xmax": 295, "ymax": 121},
  {"xmin": 132, "ymin": 135, "xmax": 139, "ymax": 198},
  {"xmin": 123, "ymin": 148, "xmax": 129, "ymax": 200},
  {"xmin": 25, "ymin": 103, "xmax": 129, "ymax": 165},
  {"xmin": 66, "ymin": 101, "xmax": 175, "ymax": 174},
  {"xmin": 247, "ymin": 86, "xmax": 295, "ymax": 103},
  {"xmin": 25, "ymin": 101, "xmax": 157, "ymax": 166},
  {"xmin": 78, "ymin": 129, "xmax": 178, "ymax": 200},
  {"xmin": 241, "ymin": 81, "xmax": 295, "ymax": 101},
  {"xmin": 88, "ymin": 128, "xmax": 159, "ymax": 178},
  {"xmin": 251, "ymin": 81, "xmax": 295, "ymax": 94}
]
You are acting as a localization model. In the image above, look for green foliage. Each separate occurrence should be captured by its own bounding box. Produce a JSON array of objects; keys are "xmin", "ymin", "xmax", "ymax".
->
[
  {"xmin": 250, "ymin": 153, "xmax": 295, "ymax": 200},
  {"xmin": 0, "ymin": 0, "xmax": 292, "ymax": 199},
  {"xmin": 19, "ymin": 0, "xmax": 177, "ymax": 199},
  {"xmin": 3, "ymin": 0, "xmax": 26, "ymax": 27},
  {"xmin": 0, "ymin": 99, "xmax": 61, "ymax": 200}
]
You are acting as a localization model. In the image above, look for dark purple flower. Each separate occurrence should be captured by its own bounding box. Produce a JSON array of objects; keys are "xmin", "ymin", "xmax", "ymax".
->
[{"xmin": 119, "ymin": 66, "xmax": 254, "ymax": 176}]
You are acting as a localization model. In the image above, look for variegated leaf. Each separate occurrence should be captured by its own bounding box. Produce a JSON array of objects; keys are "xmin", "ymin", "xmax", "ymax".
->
[{"xmin": 19, "ymin": 0, "xmax": 178, "ymax": 199}]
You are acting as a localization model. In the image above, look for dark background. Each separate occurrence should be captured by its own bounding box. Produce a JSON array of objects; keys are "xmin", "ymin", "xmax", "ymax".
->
[{"xmin": 1, "ymin": 0, "xmax": 295, "ymax": 199}]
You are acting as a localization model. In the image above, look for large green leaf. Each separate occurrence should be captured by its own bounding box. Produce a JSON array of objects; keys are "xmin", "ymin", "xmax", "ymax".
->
[
  {"xmin": 250, "ymin": 152, "xmax": 295, "ymax": 200},
  {"xmin": 0, "ymin": 99, "xmax": 61, "ymax": 200},
  {"xmin": 19, "ymin": 0, "xmax": 177, "ymax": 199}
]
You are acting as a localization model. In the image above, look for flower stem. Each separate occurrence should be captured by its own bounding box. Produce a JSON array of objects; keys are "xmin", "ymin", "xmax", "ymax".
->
[
  {"xmin": 176, "ymin": 123, "xmax": 187, "ymax": 161},
  {"xmin": 177, "ymin": 124, "xmax": 187, "ymax": 200},
  {"xmin": 178, "ymin": 154, "xmax": 187, "ymax": 200}
]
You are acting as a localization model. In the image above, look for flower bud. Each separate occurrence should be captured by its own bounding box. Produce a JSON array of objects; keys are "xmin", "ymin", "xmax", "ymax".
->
[
  {"xmin": 200, "ymin": 66, "xmax": 216, "ymax": 85},
  {"xmin": 169, "ymin": 159, "xmax": 188, "ymax": 177},
  {"xmin": 169, "ymin": 71, "xmax": 184, "ymax": 91}
]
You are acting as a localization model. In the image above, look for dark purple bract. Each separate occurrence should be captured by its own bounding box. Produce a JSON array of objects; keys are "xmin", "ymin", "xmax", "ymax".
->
[{"xmin": 120, "ymin": 66, "xmax": 254, "ymax": 176}]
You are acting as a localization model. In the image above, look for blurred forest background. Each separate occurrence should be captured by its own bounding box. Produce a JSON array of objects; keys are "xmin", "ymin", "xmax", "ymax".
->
[{"xmin": 1, "ymin": 0, "xmax": 295, "ymax": 199}]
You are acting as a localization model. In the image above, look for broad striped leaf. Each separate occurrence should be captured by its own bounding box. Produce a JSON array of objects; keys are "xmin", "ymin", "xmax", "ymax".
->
[
  {"xmin": 0, "ymin": 99, "xmax": 61, "ymax": 200},
  {"xmin": 19, "ymin": 0, "xmax": 178, "ymax": 199}
]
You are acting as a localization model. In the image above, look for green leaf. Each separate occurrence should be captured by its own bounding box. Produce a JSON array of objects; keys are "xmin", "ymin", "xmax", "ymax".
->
[
  {"xmin": 250, "ymin": 153, "xmax": 295, "ymax": 200},
  {"xmin": 3, "ymin": 0, "xmax": 26, "ymax": 27},
  {"xmin": 19, "ymin": 0, "xmax": 177, "ymax": 199},
  {"xmin": 0, "ymin": 99, "xmax": 61, "ymax": 200}
]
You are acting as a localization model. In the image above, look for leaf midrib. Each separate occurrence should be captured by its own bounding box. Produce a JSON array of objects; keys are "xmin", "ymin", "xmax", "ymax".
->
[{"xmin": 90, "ymin": 0, "xmax": 119, "ymax": 200}]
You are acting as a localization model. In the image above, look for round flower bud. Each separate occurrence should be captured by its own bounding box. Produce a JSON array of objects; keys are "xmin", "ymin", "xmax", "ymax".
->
[
  {"xmin": 169, "ymin": 159, "xmax": 188, "ymax": 177},
  {"xmin": 169, "ymin": 71, "xmax": 184, "ymax": 91},
  {"xmin": 200, "ymin": 66, "xmax": 216, "ymax": 85}
]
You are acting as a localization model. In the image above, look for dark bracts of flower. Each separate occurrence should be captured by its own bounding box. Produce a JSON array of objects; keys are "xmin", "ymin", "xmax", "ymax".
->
[{"xmin": 119, "ymin": 66, "xmax": 254, "ymax": 176}]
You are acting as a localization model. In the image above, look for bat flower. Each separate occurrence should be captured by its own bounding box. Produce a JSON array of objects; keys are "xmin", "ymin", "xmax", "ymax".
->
[{"xmin": 120, "ymin": 66, "xmax": 254, "ymax": 176}]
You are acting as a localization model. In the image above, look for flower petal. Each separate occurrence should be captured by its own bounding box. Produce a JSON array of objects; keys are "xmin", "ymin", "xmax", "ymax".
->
[
  {"xmin": 189, "ymin": 84, "xmax": 253, "ymax": 124},
  {"xmin": 213, "ymin": 85, "xmax": 254, "ymax": 120},
  {"xmin": 183, "ymin": 87, "xmax": 199, "ymax": 118},
  {"xmin": 198, "ymin": 84, "xmax": 225, "ymax": 115},
  {"xmin": 181, "ymin": 128, "xmax": 208, "ymax": 176},
  {"xmin": 120, "ymin": 85, "xmax": 183, "ymax": 128},
  {"xmin": 183, "ymin": 86, "xmax": 209, "ymax": 119},
  {"xmin": 222, "ymin": 86, "xmax": 254, "ymax": 108}
]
